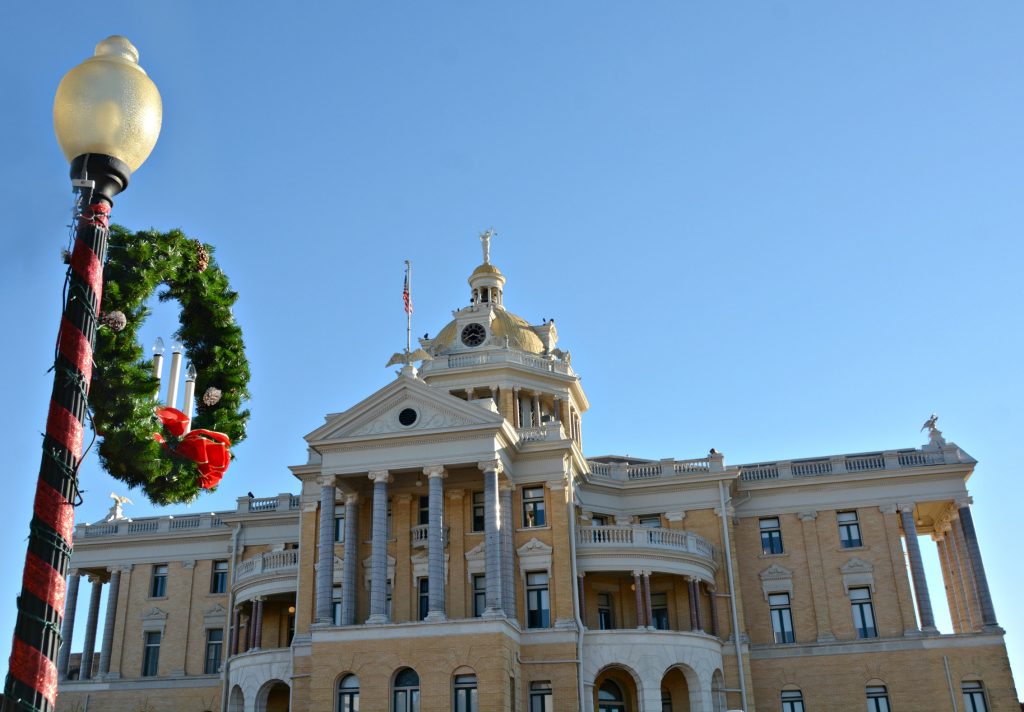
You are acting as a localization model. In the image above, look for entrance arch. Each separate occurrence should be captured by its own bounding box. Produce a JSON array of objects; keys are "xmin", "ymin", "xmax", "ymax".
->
[
  {"xmin": 256, "ymin": 679, "xmax": 290, "ymax": 712},
  {"xmin": 594, "ymin": 665, "xmax": 640, "ymax": 712},
  {"xmin": 661, "ymin": 666, "xmax": 693, "ymax": 711},
  {"xmin": 228, "ymin": 685, "xmax": 244, "ymax": 712}
]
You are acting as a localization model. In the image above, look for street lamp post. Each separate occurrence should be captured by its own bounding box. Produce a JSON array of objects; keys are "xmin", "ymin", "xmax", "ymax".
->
[{"xmin": 3, "ymin": 36, "xmax": 161, "ymax": 712}]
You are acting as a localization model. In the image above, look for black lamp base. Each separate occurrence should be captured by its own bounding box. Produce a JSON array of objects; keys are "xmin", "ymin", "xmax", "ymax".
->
[{"xmin": 69, "ymin": 153, "xmax": 132, "ymax": 206}]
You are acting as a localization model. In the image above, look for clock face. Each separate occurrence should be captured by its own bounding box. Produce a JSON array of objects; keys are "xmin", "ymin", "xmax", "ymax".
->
[{"xmin": 460, "ymin": 323, "xmax": 487, "ymax": 347}]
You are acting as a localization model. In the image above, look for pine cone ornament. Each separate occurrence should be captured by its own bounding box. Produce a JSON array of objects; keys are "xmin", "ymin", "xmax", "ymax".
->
[
  {"xmin": 100, "ymin": 310, "xmax": 127, "ymax": 332},
  {"xmin": 194, "ymin": 239, "xmax": 210, "ymax": 273},
  {"xmin": 61, "ymin": 248, "xmax": 72, "ymax": 265},
  {"xmin": 202, "ymin": 387, "xmax": 222, "ymax": 406}
]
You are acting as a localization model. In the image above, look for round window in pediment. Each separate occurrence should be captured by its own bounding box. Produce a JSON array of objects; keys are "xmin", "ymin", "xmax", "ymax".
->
[{"xmin": 398, "ymin": 408, "xmax": 418, "ymax": 427}]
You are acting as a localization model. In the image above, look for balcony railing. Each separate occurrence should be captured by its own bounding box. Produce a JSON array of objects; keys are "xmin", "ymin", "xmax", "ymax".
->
[
  {"xmin": 410, "ymin": 524, "xmax": 450, "ymax": 549},
  {"xmin": 576, "ymin": 526, "xmax": 716, "ymax": 560},
  {"xmin": 588, "ymin": 456, "xmax": 719, "ymax": 480},
  {"xmin": 234, "ymin": 550, "xmax": 299, "ymax": 583},
  {"xmin": 419, "ymin": 348, "xmax": 573, "ymax": 376},
  {"xmin": 738, "ymin": 445, "xmax": 969, "ymax": 482},
  {"xmin": 81, "ymin": 513, "xmax": 227, "ymax": 538}
]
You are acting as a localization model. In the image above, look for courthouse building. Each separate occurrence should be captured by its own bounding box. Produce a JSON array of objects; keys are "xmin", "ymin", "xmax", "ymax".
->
[{"xmin": 56, "ymin": 243, "xmax": 1017, "ymax": 711}]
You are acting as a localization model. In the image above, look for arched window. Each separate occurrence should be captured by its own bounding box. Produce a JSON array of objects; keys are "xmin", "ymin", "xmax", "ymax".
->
[
  {"xmin": 453, "ymin": 673, "xmax": 478, "ymax": 712},
  {"xmin": 337, "ymin": 674, "xmax": 359, "ymax": 712},
  {"xmin": 598, "ymin": 680, "xmax": 626, "ymax": 712},
  {"xmin": 962, "ymin": 681, "xmax": 989, "ymax": 712},
  {"xmin": 393, "ymin": 668, "xmax": 420, "ymax": 712},
  {"xmin": 712, "ymin": 670, "xmax": 726, "ymax": 712},
  {"xmin": 781, "ymin": 689, "xmax": 805, "ymax": 712},
  {"xmin": 867, "ymin": 684, "xmax": 890, "ymax": 712}
]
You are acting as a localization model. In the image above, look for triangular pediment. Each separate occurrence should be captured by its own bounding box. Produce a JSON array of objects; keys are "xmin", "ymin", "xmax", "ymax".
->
[
  {"xmin": 840, "ymin": 557, "xmax": 873, "ymax": 574},
  {"xmin": 759, "ymin": 563, "xmax": 793, "ymax": 581},
  {"xmin": 465, "ymin": 542, "xmax": 485, "ymax": 562},
  {"xmin": 306, "ymin": 374, "xmax": 503, "ymax": 443}
]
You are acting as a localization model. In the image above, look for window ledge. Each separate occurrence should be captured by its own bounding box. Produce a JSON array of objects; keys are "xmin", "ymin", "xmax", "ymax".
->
[
  {"xmin": 516, "ymin": 526, "xmax": 552, "ymax": 533},
  {"xmin": 758, "ymin": 553, "xmax": 789, "ymax": 560}
]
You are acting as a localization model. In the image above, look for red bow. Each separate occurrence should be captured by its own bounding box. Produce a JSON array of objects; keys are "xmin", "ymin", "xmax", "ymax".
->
[{"xmin": 154, "ymin": 407, "xmax": 232, "ymax": 489}]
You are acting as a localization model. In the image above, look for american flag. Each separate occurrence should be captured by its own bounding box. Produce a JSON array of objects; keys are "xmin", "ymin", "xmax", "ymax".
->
[{"xmin": 403, "ymin": 262, "xmax": 412, "ymax": 314}]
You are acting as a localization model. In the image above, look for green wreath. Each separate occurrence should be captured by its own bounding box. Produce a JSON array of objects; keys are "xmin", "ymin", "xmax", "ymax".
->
[{"xmin": 90, "ymin": 226, "xmax": 250, "ymax": 505}]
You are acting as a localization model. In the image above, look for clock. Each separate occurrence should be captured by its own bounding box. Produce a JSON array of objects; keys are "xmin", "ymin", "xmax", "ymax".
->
[{"xmin": 460, "ymin": 323, "xmax": 487, "ymax": 347}]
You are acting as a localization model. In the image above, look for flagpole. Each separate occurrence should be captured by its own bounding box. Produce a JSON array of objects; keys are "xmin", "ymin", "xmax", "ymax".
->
[{"xmin": 404, "ymin": 260, "xmax": 412, "ymax": 355}]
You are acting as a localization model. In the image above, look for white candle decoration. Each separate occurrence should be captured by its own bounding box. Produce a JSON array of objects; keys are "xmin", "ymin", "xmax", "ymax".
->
[
  {"xmin": 166, "ymin": 341, "xmax": 183, "ymax": 409},
  {"xmin": 151, "ymin": 337, "xmax": 165, "ymax": 401},
  {"xmin": 182, "ymin": 362, "xmax": 197, "ymax": 434}
]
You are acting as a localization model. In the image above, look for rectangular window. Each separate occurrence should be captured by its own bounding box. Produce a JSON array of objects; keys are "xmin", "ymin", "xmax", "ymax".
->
[
  {"xmin": 597, "ymin": 593, "xmax": 614, "ymax": 630},
  {"xmin": 769, "ymin": 593, "xmax": 795, "ymax": 643},
  {"xmin": 418, "ymin": 578, "xmax": 429, "ymax": 621},
  {"xmin": 962, "ymin": 681, "xmax": 989, "ymax": 712},
  {"xmin": 386, "ymin": 579, "xmax": 393, "ymax": 618},
  {"xmin": 150, "ymin": 564, "xmax": 168, "ymax": 598},
  {"xmin": 638, "ymin": 515, "xmax": 661, "ymax": 528},
  {"xmin": 141, "ymin": 631, "xmax": 161, "ymax": 677},
  {"xmin": 210, "ymin": 560, "xmax": 228, "ymax": 594},
  {"xmin": 781, "ymin": 690, "xmax": 805, "ymax": 712},
  {"xmin": 334, "ymin": 512, "xmax": 345, "ymax": 543},
  {"xmin": 850, "ymin": 587, "xmax": 877, "ymax": 638},
  {"xmin": 838, "ymin": 511, "xmax": 862, "ymax": 548},
  {"xmin": 473, "ymin": 574, "xmax": 486, "ymax": 617},
  {"xmin": 529, "ymin": 681, "xmax": 553, "ymax": 712},
  {"xmin": 523, "ymin": 487, "xmax": 546, "ymax": 527},
  {"xmin": 419, "ymin": 496, "xmax": 430, "ymax": 526},
  {"xmin": 332, "ymin": 585, "xmax": 342, "ymax": 626},
  {"xmin": 867, "ymin": 685, "xmax": 891, "ymax": 712},
  {"xmin": 526, "ymin": 571, "xmax": 550, "ymax": 628},
  {"xmin": 453, "ymin": 674, "xmax": 478, "ymax": 712},
  {"xmin": 760, "ymin": 517, "xmax": 784, "ymax": 555},
  {"xmin": 204, "ymin": 628, "xmax": 223, "ymax": 674},
  {"xmin": 472, "ymin": 492, "xmax": 485, "ymax": 532},
  {"xmin": 651, "ymin": 592, "xmax": 669, "ymax": 630}
]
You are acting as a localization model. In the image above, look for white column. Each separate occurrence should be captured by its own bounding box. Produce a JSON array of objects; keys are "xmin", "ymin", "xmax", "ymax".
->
[
  {"xmin": 78, "ymin": 576, "xmax": 103, "ymax": 680},
  {"xmin": 367, "ymin": 470, "xmax": 391, "ymax": 624},
  {"xmin": 97, "ymin": 567, "xmax": 122, "ymax": 677},
  {"xmin": 899, "ymin": 504, "xmax": 937, "ymax": 632},
  {"xmin": 480, "ymin": 459, "xmax": 505, "ymax": 616},
  {"xmin": 500, "ymin": 481, "xmax": 516, "ymax": 620},
  {"xmin": 315, "ymin": 476, "xmax": 337, "ymax": 624},
  {"xmin": 425, "ymin": 466, "xmax": 447, "ymax": 622},
  {"xmin": 56, "ymin": 570, "xmax": 80, "ymax": 680},
  {"xmin": 341, "ymin": 494, "xmax": 359, "ymax": 626}
]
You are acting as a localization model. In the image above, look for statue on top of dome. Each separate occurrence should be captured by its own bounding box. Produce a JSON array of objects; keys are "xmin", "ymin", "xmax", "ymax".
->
[{"xmin": 480, "ymin": 228, "xmax": 496, "ymax": 264}]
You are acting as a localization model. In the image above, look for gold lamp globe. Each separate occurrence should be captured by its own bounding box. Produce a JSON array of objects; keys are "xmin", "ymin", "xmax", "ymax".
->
[{"xmin": 53, "ymin": 35, "xmax": 162, "ymax": 175}]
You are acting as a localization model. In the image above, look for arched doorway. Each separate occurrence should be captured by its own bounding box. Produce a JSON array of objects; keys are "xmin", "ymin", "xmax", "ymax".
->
[
  {"xmin": 593, "ymin": 666, "xmax": 639, "ymax": 712},
  {"xmin": 228, "ymin": 685, "xmax": 244, "ymax": 712},
  {"xmin": 256, "ymin": 679, "xmax": 290, "ymax": 712},
  {"xmin": 660, "ymin": 667, "xmax": 691, "ymax": 712}
]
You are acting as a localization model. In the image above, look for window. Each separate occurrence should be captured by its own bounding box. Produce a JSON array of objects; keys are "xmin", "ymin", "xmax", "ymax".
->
[
  {"xmin": 638, "ymin": 515, "xmax": 661, "ymax": 528},
  {"xmin": 334, "ymin": 513, "xmax": 345, "ymax": 543},
  {"xmin": 591, "ymin": 514, "xmax": 609, "ymax": 526},
  {"xmin": 523, "ymin": 487, "xmax": 546, "ymax": 527},
  {"xmin": 473, "ymin": 574, "xmax": 486, "ymax": 617},
  {"xmin": 838, "ymin": 511, "xmax": 862, "ymax": 548},
  {"xmin": 453, "ymin": 673, "xmax": 478, "ymax": 712},
  {"xmin": 204, "ymin": 628, "xmax": 223, "ymax": 674},
  {"xmin": 141, "ymin": 631, "xmax": 161, "ymax": 677},
  {"xmin": 850, "ymin": 587, "xmax": 877, "ymax": 638},
  {"xmin": 332, "ymin": 585, "xmax": 342, "ymax": 626},
  {"xmin": 419, "ymin": 496, "xmax": 430, "ymax": 526},
  {"xmin": 418, "ymin": 578, "xmax": 429, "ymax": 621},
  {"xmin": 387, "ymin": 503, "xmax": 393, "ymax": 538},
  {"xmin": 781, "ymin": 689, "xmax": 805, "ymax": 712},
  {"xmin": 526, "ymin": 572, "xmax": 550, "ymax": 628},
  {"xmin": 769, "ymin": 593, "xmax": 795, "ymax": 643},
  {"xmin": 386, "ymin": 579, "xmax": 393, "ymax": 618},
  {"xmin": 338, "ymin": 674, "xmax": 360, "ymax": 712},
  {"xmin": 529, "ymin": 681, "xmax": 553, "ymax": 712},
  {"xmin": 392, "ymin": 667, "xmax": 420, "ymax": 712},
  {"xmin": 662, "ymin": 689, "xmax": 672, "ymax": 712},
  {"xmin": 598, "ymin": 680, "xmax": 626, "ymax": 711},
  {"xmin": 867, "ymin": 685, "xmax": 891, "ymax": 712},
  {"xmin": 760, "ymin": 518, "xmax": 783, "ymax": 555},
  {"xmin": 597, "ymin": 593, "xmax": 614, "ymax": 630},
  {"xmin": 210, "ymin": 560, "xmax": 228, "ymax": 594},
  {"xmin": 150, "ymin": 564, "xmax": 168, "ymax": 597},
  {"xmin": 962, "ymin": 681, "xmax": 988, "ymax": 712},
  {"xmin": 472, "ymin": 492, "xmax": 485, "ymax": 532},
  {"xmin": 651, "ymin": 592, "xmax": 669, "ymax": 630}
]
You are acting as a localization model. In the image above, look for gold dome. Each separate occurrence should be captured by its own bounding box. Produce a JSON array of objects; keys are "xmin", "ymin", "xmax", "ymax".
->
[
  {"xmin": 470, "ymin": 263, "xmax": 504, "ymax": 278},
  {"xmin": 431, "ymin": 309, "xmax": 545, "ymax": 355}
]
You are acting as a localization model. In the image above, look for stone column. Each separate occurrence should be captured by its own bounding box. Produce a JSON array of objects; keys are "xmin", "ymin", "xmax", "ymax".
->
[
  {"xmin": 425, "ymin": 466, "xmax": 447, "ymax": 622},
  {"xmin": 879, "ymin": 504, "xmax": 920, "ymax": 635},
  {"xmin": 708, "ymin": 585, "xmax": 720, "ymax": 637},
  {"xmin": 934, "ymin": 529, "xmax": 967, "ymax": 632},
  {"xmin": 230, "ymin": 606, "xmax": 241, "ymax": 655},
  {"xmin": 532, "ymin": 393, "xmax": 542, "ymax": 425},
  {"xmin": 97, "ymin": 567, "xmax": 122, "ymax": 677},
  {"xmin": 56, "ymin": 570, "xmax": 80, "ymax": 680},
  {"xmin": 500, "ymin": 481, "xmax": 516, "ymax": 620},
  {"xmin": 467, "ymin": 387, "xmax": 476, "ymax": 401},
  {"xmin": 512, "ymin": 388, "xmax": 521, "ymax": 428},
  {"xmin": 341, "ymin": 494, "xmax": 359, "ymax": 625},
  {"xmin": 578, "ymin": 575, "xmax": 587, "ymax": 628},
  {"xmin": 642, "ymin": 572, "xmax": 653, "ymax": 630},
  {"xmin": 553, "ymin": 397, "xmax": 562, "ymax": 422},
  {"xmin": 367, "ymin": 470, "xmax": 391, "ymax": 624},
  {"xmin": 480, "ymin": 460, "xmax": 504, "ymax": 616},
  {"xmin": 246, "ymin": 603, "xmax": 255, "ymax": 651},
  {"xmin": 316, "ymin": 476, "xmax": 337, "ymax": 624},
  {"xmin": 947, "ymin": 517, "xmax": 980, "ymax": 630},
  {"xmin": 956, "ymin": 502, "xmax": 998, "ymax": 628},
  {"xmin": 687, "ymin": 577, "xmax": 699, "ymax": 632},
  {"xmin": 78, "ymin": 575, "xmax": 104, "ymax": 680},
  {"xmin": 798, "ymin": 510, "xmax": 835, "ymax": 641},
  {"xmin": 633, "ymin": 571, "xmax": 644, "ymax": 628},
  {"xmin": 899, "ymin": 504, "xmax": 937, "ymax": 632},
  {"xmin": 252, "ymin": 597, "xmax": 264, "ymax": 649}
]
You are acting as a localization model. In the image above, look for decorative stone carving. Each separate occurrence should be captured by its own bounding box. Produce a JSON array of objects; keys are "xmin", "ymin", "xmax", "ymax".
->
[
  {"xmin": 516, "ymin": 537, "xmax": 552, "ymax": 575},
  {"xmin": 759, "ymin": 563, "xmax": 794, "ymax": 600},
  {"xmin": 840, "ymin": 556, "xmax": 875, "ymax": 593}
]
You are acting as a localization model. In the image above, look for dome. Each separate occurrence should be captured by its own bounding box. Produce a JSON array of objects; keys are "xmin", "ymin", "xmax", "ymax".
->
[
  {"xmin": 431, "ymin": 309, "xmax": 545, "ymax": 355},
  {"xmin": 470, "ymin": 263, "xmax": 504, "ymax": 278}
]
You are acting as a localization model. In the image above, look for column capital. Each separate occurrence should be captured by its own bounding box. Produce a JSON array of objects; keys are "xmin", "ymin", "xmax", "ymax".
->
[
  {"xmin": 896, "ymin": 502, "xmax": 917, "ymax": 513},
  {"xmin": 878, "ymin": 503, "xmax": 899, "ymax": 515},
  {"xmin": 478, "ymin": 459, "xmax": 503, "ymax": 474},
  {"xmin": 797, "ymin": 511, "xmax": 818, "ymax": 521},
  {"xmin": 87, "ymin": 574, "xmax": 104, "ymax": 585},
  {"xmin": 368, "ymin": 470, "xmax": 391, "ymax": 484},
  {"xmin": 344, "ymin": 493, "xmax": 360, "ymax": 505},
  {"xmin": 954, "ymin": 495, "xmax": 974, "ymax": 509},
  {"xmin": 317, "ymin": 475, "xmax": 337, "ymax": 488},
  {"xmin": 423, "ymin": 465, "xmax": 446, "ymax": 479},
  {"xmin": 499, "ymin": 480, "xmax": 516, "ymax": 493},
  {"xmin": 545, "ymin": 479, "xmax": 566, "ymax": 492},
  {"xmin": 446, "ymin": 488, "xmax": 465, "ymax": 501}
]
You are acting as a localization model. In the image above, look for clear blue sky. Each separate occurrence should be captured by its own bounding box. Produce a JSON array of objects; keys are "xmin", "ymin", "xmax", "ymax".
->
[{"xmin": 1, "ymin": 1, "xmax": 1022, "ymax": 700}]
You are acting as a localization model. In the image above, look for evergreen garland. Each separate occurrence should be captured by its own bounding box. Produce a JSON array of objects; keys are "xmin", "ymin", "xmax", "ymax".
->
[{"xmin": 90, "ymin": 226, "xmax": 250, "ymax": 505}]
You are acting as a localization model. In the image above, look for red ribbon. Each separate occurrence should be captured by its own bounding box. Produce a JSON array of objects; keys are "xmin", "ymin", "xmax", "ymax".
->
[{"xmin": 154, "ymin": 407, "xmax": 232, "ymax": 489}]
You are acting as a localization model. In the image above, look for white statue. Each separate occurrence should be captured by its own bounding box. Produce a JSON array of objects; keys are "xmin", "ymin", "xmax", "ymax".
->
[
  {"xmin": 920, "ymin": 414, "xmax": 938, "ymax": 433},
  {"xmin": 480, "ymin": 228, "xmax": 495, "ymax": 264},
  {"xmin": 101, "ymin": 492, "xmax": 134, "ymax": 523}
]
